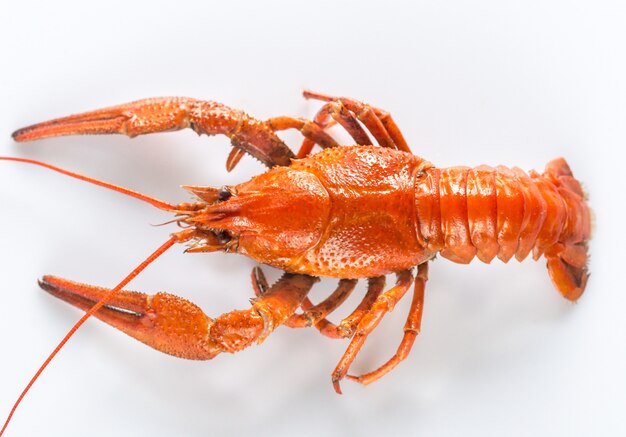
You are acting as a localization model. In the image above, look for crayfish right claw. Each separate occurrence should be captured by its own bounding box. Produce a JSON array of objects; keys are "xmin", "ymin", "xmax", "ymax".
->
[{"xmin": 12, "ymin": 97, "xmax": 295, "ymax": 168}]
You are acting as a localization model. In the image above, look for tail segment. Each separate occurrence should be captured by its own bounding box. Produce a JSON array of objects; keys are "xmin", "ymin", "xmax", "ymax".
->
[
  {"xmin": 420, "ymin": 157, "xmax": 591, "ymax": 301},
  {"xmin": 541, "ymin": 158, "xmax": 591, "ymax": 301}
]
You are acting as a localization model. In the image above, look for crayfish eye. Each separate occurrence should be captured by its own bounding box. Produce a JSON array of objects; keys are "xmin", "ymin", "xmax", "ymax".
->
[
  {"xmin": 216, "ymin": 231, "xmax": 232, "ymax": 245},
  {"xmin": 218, "ymin": 186, "xmax": 233, "ymax": 201}
]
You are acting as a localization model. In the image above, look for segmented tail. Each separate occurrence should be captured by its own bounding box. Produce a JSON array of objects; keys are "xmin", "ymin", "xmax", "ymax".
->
[{"xmin": 414, "ymin": 158, "xmax": 591, "ymax": 300}]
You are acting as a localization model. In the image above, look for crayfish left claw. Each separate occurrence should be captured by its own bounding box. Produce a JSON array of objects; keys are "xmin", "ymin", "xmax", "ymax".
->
[
  {"xmin": 40, "ymin": 275, "xmax": 223, "ymax": 359},
  {"xmin": 39, "ymin": 272, "xmax": 316, "ymax": 360}
]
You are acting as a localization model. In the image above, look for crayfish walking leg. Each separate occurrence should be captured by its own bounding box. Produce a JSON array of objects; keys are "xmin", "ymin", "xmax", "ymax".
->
[
  {"xmin": 251, "ymin": 268, "xmax": 359, "ymax": 329},
  {"xmin": 299, "ymin": 90, "xmax": 411, "ymax": 156},
  {"xmin": 331, "ymin": 264, "xmax": 429, "ymax": 393},
  {"xmin": 347, "ymin": 263, "xmax": 429, "ymax": 386}
]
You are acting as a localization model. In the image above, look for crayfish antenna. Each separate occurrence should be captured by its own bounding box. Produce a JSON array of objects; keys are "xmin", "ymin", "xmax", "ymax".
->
[
  {"xmin": 0, "ymin": 235, "xmax": 181, "ymax": 436},
  {"xmin": 0, "ymin": 157, "xmax": 179, "ymax": 212},
  {"xmin": 0, "ymin": 156, "xmax": 198, "ymax": 435}
]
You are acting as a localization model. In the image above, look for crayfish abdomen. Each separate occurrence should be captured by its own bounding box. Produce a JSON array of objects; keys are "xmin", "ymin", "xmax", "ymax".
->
[{"xmin": 413, "ymin": 157, "xmax": 590, "ymax": 300}]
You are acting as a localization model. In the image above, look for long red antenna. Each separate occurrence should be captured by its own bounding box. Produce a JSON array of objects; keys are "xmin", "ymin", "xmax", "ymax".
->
[
  {"xmin": 0, "ymin": 156, "xmax": 178, "ymax": 211},
  {"xmin": 0, "ymin": 236, "xmax": 178, "ymax": 436},
  {"xmin": 0, "ymin": 156, "xmax": 188, "ymax": 434}
]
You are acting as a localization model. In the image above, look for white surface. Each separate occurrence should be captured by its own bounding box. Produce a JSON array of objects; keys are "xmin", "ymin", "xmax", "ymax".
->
[{"xmin": 1, "ymin": 1, "xmax": 625, "ymax": 436}]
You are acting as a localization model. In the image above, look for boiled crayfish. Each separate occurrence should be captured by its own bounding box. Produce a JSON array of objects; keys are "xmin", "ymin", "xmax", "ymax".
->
[{"xmin": 0, "ymin": 91, "xmax": 591, "ymax": 434}]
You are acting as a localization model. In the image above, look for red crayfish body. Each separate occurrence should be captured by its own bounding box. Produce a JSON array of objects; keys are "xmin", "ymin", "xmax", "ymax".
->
[
  {"xmin": 186, "ymin": 145, "xmax": 589, "ymax": 301},
  {"xmin": 0, "ymin": 92, "xmax": 591, "ymax": 435}
]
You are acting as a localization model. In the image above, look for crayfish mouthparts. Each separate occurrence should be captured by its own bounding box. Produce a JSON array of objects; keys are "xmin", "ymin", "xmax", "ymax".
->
[
  {"xmin": 182, "ymin": 229, "xmax": 238, "ymax": 254},
  {"xmin": 166, "ymin": 184, "xmax": 247, "ymax": 253}
]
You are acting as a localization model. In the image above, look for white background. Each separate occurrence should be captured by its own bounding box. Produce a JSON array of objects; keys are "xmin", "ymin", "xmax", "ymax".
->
[{"xmin": 1, "ymin": 1, "xmax": 625, "ymax": 436}]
